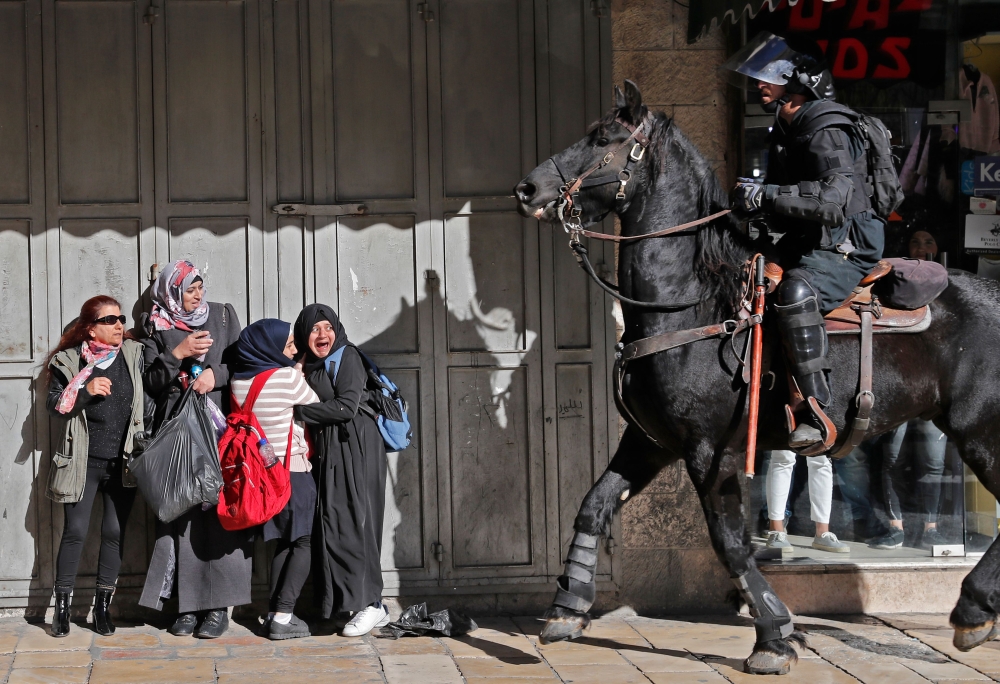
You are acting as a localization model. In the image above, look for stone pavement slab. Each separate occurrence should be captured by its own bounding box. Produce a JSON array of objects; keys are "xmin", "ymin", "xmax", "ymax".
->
[{"xmin": 2, "ymin": 612, "xmax": 999, "ymax": 683}]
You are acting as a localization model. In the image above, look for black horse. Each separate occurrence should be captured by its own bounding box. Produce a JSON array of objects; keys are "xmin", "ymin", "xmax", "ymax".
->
[{"xmin": 515, "ymin": 80, "xmax": 1000, "ymax": 675}]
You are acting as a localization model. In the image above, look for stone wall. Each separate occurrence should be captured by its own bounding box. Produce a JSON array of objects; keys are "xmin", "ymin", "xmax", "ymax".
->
[{"xmin": 607, "ymin": 0, "xmax": 737, "ymax": 614}]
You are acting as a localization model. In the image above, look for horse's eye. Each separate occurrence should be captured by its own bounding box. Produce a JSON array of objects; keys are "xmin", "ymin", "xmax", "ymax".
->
[{"xmin": 596, "ymin": 138, "xmax": 609, "ymax": 147}]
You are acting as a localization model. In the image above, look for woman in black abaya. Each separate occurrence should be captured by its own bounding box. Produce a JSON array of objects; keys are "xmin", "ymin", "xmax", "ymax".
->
[{"xmin": 293, "ymin": 304, "xmax": 388, "ymax": 637}]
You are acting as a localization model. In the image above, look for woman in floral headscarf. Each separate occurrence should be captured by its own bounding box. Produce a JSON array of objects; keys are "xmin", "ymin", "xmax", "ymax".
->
[{"xmin": 138, "ymin": 259, "xmax": 249, "ymax": 639}]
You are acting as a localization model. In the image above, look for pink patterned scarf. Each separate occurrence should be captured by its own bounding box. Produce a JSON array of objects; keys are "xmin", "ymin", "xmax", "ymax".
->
[{"xmin": 56, "ymin": 340, "xmax": 122, "ymax": 415}]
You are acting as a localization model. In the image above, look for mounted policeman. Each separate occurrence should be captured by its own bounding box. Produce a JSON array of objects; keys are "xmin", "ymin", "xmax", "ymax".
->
[{"xmin": 723, "ymin": 32, "xmax": 902, "ymax": 454}]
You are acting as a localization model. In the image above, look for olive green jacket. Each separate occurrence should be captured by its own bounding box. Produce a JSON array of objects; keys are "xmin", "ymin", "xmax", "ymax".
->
[{"xmin": 45, "ymin": 340, "xmax": 146, "ymax": 503}]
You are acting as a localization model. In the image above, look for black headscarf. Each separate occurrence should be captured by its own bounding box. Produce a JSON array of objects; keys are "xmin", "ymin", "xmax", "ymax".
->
[
  {"xmin": 294, "ymin": 303, "xmax": 349, "ymax": 376},
  {"xmin": 233, "ymin": 318, "xmax": 295, "ymax": 380}
]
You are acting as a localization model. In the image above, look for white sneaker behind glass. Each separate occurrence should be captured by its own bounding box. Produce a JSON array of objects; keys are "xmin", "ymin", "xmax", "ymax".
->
[{"xmin": 341, "ymin": 603, "xmax": 390, "ymax": 637}]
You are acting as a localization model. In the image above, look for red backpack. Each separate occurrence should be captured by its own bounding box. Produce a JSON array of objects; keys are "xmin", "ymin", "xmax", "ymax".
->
[{"xmin": 216, "ymin": 369, "xmax": 293, "ymax": 531}]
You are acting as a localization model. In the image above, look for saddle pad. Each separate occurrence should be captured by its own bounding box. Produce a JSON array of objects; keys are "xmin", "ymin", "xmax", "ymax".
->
[{"xmin": 826, "ymin": 305, "xmax": 931, "ymax": 335}]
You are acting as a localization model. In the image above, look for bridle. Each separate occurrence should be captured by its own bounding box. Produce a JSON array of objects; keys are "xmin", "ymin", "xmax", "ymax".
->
[
  {"xmin": 549, "ymin": 112, "xmax": 654, "ymax": 233},
  {"xmin": 541, "ymin": 112, "xmax": 731, "ymax": 310}
]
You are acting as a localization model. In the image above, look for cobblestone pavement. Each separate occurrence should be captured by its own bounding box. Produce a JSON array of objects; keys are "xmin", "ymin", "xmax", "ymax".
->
[{"xmin": 0, "ymin": 612, "xmax": 996, "ymax": 683}]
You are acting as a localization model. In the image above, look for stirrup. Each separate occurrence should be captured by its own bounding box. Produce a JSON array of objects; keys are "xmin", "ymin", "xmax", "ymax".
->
[{"xmin": 785, "ymin": 397, "xmax": 836, "ymax": 456}]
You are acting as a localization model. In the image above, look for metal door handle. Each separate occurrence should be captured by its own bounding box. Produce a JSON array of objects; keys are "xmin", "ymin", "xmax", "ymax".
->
[{"xmin": 271, "ymin": 203, "xmax": 367, "ymax": 216}]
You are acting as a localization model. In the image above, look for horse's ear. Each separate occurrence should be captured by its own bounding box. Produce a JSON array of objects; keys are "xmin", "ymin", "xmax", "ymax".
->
[
  {"xmin": 623, "ymin": 79, "xmax": 645, "ymax": 124},
  {"xmin": 614, "ymin": 84, "xmax": 627, "ymax": 111}
]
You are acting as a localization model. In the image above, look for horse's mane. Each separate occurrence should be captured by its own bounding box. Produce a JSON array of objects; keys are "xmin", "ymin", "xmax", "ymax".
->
[{"xmin": 645, "ymin": 109, "xmax": 754, "ymax": 312}]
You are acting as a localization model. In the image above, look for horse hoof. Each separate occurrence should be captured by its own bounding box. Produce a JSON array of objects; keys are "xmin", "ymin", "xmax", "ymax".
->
[
  {"xmin": 952, "ymin": 621, "xmax": 998, "ymax": 652},
  {"xmin": 744, "ymin": 649, "xmax": 793, "ymax": 675},
  {"xmin": 538, "ymin": 616, "xmax": 587, "ymax": 645}
]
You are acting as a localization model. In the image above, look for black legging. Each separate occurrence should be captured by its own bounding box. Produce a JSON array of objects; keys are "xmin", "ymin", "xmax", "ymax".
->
[
  {"xmin": 269, "ymin": 534, "xmax": 311, "ymax": 613},
  {"xmin": 55, "ymin": 460, "xmax": 136, "ymax": 590}
]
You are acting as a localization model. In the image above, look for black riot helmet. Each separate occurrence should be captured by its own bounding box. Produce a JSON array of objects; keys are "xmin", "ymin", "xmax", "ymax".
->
[{"xmin": 721, "ymin": 32, "xmax": 835, "ymax": 103}]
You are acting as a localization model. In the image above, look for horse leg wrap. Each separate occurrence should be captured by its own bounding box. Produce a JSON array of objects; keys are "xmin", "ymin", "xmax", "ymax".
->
[
  {"xmin": 732, "ymin": 572, "xmax": 794, "ymax": 642},
  {"xmin": 553, "ymin": 531, "xmax": 599, "ymax": 614}
]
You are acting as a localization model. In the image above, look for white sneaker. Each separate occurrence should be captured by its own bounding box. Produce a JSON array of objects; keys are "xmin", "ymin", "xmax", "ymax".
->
[
  {"xmin": 766, "ymin": 530, "xmax": 791, "ymax": 550},
  {"xmin": 812, "ymin": 532, "xmax": 850, "ymax": 553},
  {"xmin": 341, "ymin": 603, "xmax": 390, "ymax": 637}
]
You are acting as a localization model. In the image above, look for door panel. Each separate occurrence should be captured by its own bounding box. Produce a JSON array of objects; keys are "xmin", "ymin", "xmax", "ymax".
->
[
  {"xmin": 0, "ymin": 379, "xmax": 37, "ymax": 580},
  {"xmin": 58, "ymin": 220, "xmax": 143, "ymax": 322},
  {"xmin": 332, "ymin": 0, "xmax": 415, "ymax": 201},
  {"xmin": 0, "ymin": 2, "xmax": 31, "ymax": 204},
  {"xmin": 553, "ymin": 231, "xmax": 591, "ymax": 349},
  {"xmin": 55, "ymin": 1, "xmax": 141, "ymax": 205},
  {"xmin": 443, "ymin": 213, "xmax": 526, "ymax": 353},
  {"xmin": 381, "ymin": 369, "xmax": 423, "ymax": 571},
  {"xmin": 438, "ymin": 0, "xmax": 524, "ymax": 197},
  {"xmin": 0, "ymin": 222, "xmax": 33, "ymax": 360},
  {"xmin": 164, "ymin": 1, "xmax": 248, "ymax": 203},
  {"xmin": 448, "ymin": 365, "xmax": 531, "ymax": 567},
  {"xmin": 168, "ymin": 217, "xmax": 250, "ymax": 324},
  {"xmin": 335, "ymin": 215, "xmax": 418, "ymax": 354}
]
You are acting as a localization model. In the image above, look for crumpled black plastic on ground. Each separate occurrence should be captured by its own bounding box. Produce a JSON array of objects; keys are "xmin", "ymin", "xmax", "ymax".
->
[{"xmin": 377, "ymin": 603, "xmax": 478, "ymax": 639}]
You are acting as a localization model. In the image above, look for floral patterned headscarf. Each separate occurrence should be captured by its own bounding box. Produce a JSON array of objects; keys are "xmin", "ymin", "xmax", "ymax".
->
[{"xmin": 149, "ymin": 260, "xmax": 210, "ymax": 332}]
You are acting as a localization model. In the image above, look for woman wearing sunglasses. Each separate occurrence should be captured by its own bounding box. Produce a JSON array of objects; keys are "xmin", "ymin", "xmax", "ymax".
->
[
  {"xmin": 137, "ymin": 260, "xmax": 248, "ymax": 639},
  {"xmin": 45, "ymin": 296, "xmax": 149, "ymax": 637}
]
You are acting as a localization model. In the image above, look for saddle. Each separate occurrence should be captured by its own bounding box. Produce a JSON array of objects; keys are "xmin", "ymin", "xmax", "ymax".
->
[{"xmin": 766, "ymin": 260, "xmax": 930, "ymax": 457}]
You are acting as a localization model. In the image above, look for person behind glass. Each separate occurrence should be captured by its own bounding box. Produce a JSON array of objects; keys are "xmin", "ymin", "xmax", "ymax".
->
[
  {"xmin": 870, "ymin": 229, "xmax": 949, "ymax": 551},
  {"xmin": 292, "ymin": 304, "xmax": 389, "ymax": 637},
  {"xmin": 46, "ymin": 296, "xmax": 150, "ymax": 637},
  {"xmin": 137, "ymin": 260, "xmax": 248, "ymax": 639},
  {"xmin": 230, "ymin": 319, "xmax": 319, "ymax": 640},
  {"xmin": 764, "ymin": 450, "xmax": 849, "ymax": 553}
]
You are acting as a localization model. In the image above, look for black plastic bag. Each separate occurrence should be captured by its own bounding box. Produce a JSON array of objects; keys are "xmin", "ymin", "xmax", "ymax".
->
[
  {"xmin": 129, "ymin": 387, "xmax": 224, "ymax": 523},
  {"xmin": 377, "ymin": 603, "xmax": 477, "ymax": 639}
]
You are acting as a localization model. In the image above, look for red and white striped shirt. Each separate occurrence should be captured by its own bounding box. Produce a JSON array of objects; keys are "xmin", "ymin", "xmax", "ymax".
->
[{"xmin": 231, "ymin": 367, "xmax": 319, "ymax": 473}]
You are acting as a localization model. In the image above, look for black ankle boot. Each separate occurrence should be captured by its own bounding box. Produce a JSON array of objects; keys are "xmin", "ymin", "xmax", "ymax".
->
[
  {"xmin": 94, "ymin": 587, "xmax": 116, "ymax": 636},
  {"xmin": 52, "ymin": 589, "xmax": 71, "ymax": 637}
]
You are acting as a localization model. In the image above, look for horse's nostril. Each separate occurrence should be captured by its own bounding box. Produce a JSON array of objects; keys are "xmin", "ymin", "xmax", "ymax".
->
[{"xmin": 515, "ymin": 181, "xmax": 536, "ymax": 202}]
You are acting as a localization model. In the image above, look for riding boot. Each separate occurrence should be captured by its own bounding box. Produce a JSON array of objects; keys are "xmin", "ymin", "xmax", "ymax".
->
[
  {"xmin": 94, "ymin": 586, "xmax": 116, "ymax": 636},
  {"xmin": 51, "ymin": 589, "xmax": 71, "ymax": 637},
  {"xmin": 775, "ymin": 278, "xmax": 833, "ymax": 451}
]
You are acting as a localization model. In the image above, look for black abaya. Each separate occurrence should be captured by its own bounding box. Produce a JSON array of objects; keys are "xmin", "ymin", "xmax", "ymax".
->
[{"xmin": 296, "ymin": 345, "xmax": 387, "ymax": 617}]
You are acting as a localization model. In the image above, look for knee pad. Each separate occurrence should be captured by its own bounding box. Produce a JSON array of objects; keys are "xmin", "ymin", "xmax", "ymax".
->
[
  {"xmin": 732, "ymin": 572, "xmax": 794, "ymax": 642},
  {"xmin": 553, "ymin": 531, "xmax": 599, "ymax": 613},
  {"xmin": 777, "ymin": 276, "xmax": 817, "ymax": 307}
]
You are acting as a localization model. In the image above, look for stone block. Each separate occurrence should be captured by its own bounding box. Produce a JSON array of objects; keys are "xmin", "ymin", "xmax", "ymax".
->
[
  {"xmin": 218, "ymin": 674, "xmax": 383, "ymax": 684},
  {"xmin": 619, "ymin": 548, "xmax": 732, "ymax": 614},
  {"xmin": 901, "ymin": 659, "xmax": 990, "ymax": 681},
  {"xmin": 0, "ymin": 635, "xmax": 19, "ymax": 654},
  {"xmin": 380, "ymin": 654, "xmax": 464, "ymax": 684},
  {"xmin": 374, "ymin": 637, "xmax": 450, "ymax": 656},
  {"xmin": 836, "ymin": 661, "xmax": 942, "ymax": 684},
  {"xmin": 551, "ymin": 663, "xmax": 651, "ymax": 683},
  {"xmin": 443, "ymin": 633, "xmax": 537, "ymax": 658},
  {"xmin": 96, "ymin": 648, "xmax": 173, "ymax": 659},
  {"xmin": 645, "ymin": 672, "xmax": 730, "ymax": 684},
  {"xmin": 216, "ymin": 655, "xmax": 380, "ymax": 674},
  {"xmin": 672, "ymin": 0, "xmax": 727, "ymax": 51},
  {"xmin": 621, "ymin": 490, "xmax": 710, "ymax": 549},
  {"xmin": 89, "ymin": 657, "xmax": 216, "ymax": 683},
  {"xmin": 618, "ymin": 649, "xmax": 713, "ymax": 672},
  {"xmin": 455, "ymin": 656, "xmax": 555, "ymax": 678},
  {"xmin": 93, "ymin": 632, "xmax": 160, "ymax": 649},
  {"xmin": 673, "ymin": 104, "xmax": 729, "ymax": 162},
  {"xmin": 7, "ymin": 667, "xmax": 91, "ymax": 684},
  {"xmin": 611, "ymin": 0, "xmax": 673, "ymax": 51},
  {"xmin": 613, "ymin": 51, "xmax": 727, "ymax": 107},
  {"xmin": 12, "ymin": 651, "xmax": 91, "ymax": 669},
  {"xmin": 15, "ymin": 629, "xmax": 93, "ymax": 652}
]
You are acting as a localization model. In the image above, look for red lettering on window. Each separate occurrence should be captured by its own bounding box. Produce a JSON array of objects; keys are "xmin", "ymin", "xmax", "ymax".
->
[
  {"xmin": 848, "ymin": 0, "xmax": 890, "ymax": 30},
  {"xmin": 895, "ymin": 0, "xmax": 932, "ymax": 11},
  {"xmin": 831, "ymin": 38, "xmax": 868, "ymax": 79},
  {"xmin": 816, "ymin": 39, "xmax": 829, "ymax": 55},
  {"xmin": 872, "ymin": 37, "xmax": 912, "ymax": 79},
  {"xmin": 789, "ymin": 0, "xmax": 824, "ymax": 31}
]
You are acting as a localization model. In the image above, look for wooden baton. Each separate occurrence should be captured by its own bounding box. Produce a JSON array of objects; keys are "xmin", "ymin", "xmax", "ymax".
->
[{"xmin": 745, "ymin": 254, "xmax": 767, "ymax": 478}]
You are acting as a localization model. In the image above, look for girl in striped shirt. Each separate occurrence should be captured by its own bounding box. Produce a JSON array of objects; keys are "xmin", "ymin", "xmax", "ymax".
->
[{"xmin": 231, "ymin": 318, "xmax": 319, "ymax": 640}]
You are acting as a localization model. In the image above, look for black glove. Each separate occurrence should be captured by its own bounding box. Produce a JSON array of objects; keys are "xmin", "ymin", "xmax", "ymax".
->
[{"xmin": 731, "ymin": 179, "xmax": 766, "ymax": 217}]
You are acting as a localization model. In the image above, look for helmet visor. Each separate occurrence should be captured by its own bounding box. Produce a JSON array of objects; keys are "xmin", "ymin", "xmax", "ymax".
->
[{"xmin": 720, "ymin": 32, "xmax": 810, "ymax": 89}]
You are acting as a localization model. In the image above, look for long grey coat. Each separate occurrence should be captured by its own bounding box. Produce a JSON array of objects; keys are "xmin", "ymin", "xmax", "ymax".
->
[{"xmin": 138, "ymin": 302, "xmax": 253, "ymax": 613}]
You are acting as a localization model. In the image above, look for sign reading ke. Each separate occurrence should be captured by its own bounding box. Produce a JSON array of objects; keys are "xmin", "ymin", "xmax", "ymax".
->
[
  {"xmin": 965, "ymin": 214, "xmax": 1000, "ymax": 254},
  {"xmin": 973, "ymin": 156, "xmax": 1000, "ymax": 194}
]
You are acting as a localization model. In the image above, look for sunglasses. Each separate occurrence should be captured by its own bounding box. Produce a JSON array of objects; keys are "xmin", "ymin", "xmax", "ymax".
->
[{"xmin": 93, "ymin": 315, "xmax": 127, "ymax": 326}]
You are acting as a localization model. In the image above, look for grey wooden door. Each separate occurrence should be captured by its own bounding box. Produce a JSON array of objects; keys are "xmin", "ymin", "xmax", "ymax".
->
[{"xmin": 151, "ymin": 0, "xmax": 266, "ymax": 325}]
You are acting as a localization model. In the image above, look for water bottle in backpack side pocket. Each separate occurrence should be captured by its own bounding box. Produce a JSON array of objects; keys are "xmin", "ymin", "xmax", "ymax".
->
[{"xmin": 258, "ymin": 438, "xmax": 279, "ymax": 468}]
